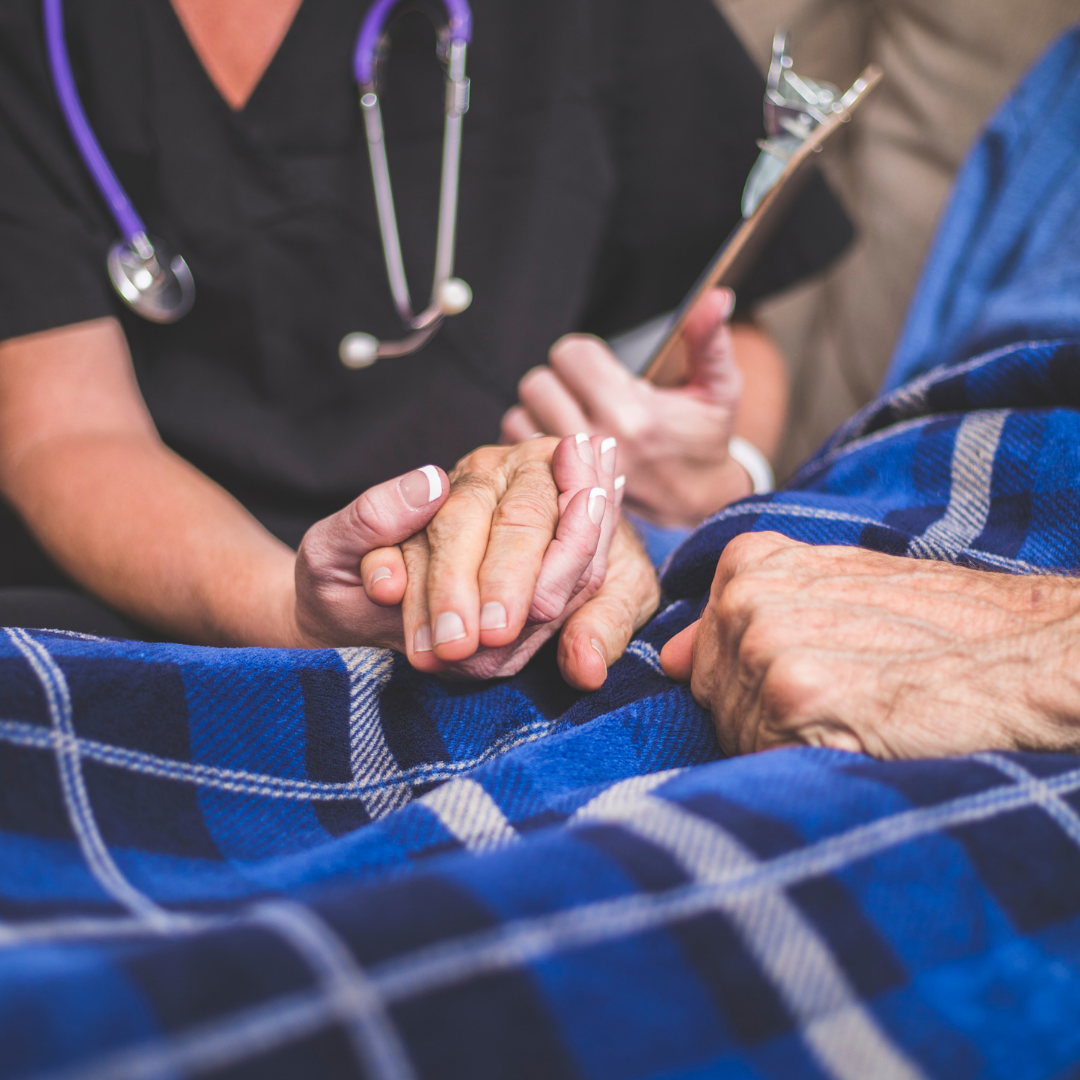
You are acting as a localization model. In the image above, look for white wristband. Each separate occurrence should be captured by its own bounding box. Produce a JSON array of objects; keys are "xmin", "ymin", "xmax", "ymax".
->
[{"xmin": 728, "ymin": 435, "xmax": 775, "ymax": 495}]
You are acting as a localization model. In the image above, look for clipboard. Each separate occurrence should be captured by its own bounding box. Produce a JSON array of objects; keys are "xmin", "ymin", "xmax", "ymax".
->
[{"xmin": 633, "ymin": 63, "xmax": 883, "ymax": 388}]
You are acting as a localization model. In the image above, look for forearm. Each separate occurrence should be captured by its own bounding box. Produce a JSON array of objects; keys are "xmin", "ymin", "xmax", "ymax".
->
[
  {"xmin": 730, "ymin": 319, "xmax": 788, "ymax": 461},
  {"xmin": 3, "ymin": 431, "xmax": 299, "ymax": 647}
]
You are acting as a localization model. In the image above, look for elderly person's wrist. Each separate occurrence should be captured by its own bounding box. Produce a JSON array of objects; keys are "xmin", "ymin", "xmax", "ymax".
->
[{"xmin": 1005, "ymin": 578, "xmax": 1080, "ymax": 751}]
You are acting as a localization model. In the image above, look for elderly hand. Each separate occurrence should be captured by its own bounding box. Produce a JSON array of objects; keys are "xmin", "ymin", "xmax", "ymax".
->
[
  {"xmin": 500, "ymin": 289, "xmax": 757, "ymax": 528},
  {"xmin": 296, "ymin": 434, "xmax": 660, "ymax": 688},
  {"xmin": 660, "ymin": 532, "xmax": 1080, "ymax": 759}
]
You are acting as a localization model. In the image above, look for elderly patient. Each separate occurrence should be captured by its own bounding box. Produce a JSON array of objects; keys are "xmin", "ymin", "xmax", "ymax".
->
[{"xmin": 655, "ymin": 25, "xmax": 1080, "ymax": 762}]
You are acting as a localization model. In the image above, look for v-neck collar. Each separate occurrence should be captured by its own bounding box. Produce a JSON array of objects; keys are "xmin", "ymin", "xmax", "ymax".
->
[{"xmin": 162, "ymin": 0, "xmax": 317, "ymax": 120}]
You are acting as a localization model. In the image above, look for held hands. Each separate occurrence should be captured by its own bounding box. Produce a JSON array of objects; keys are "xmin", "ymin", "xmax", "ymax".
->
[
  {"xmin": 661, "ymin": 532, "xmax": 1080, "ymax": 760},
  {"xmin": 500, "ymin": 289, "xmax": 753, "ymax": 528},
  {"xmin": 294, "ymin": 434, "xmax": 659, "ymax": 689}
]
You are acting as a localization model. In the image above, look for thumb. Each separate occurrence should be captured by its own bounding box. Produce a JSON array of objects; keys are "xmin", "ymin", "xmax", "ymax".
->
[
  {"xmin": 660, "ymin": 620, "xmax": 700, "ymax": 682},
  {"xmin": 301, "ymin": 465, "xmax": 449, "ymax": 571},
  {"xmin": 681, "ymin": 289, "xmax": 742, "ymax": 404},
  {"xmin": 557, "ymin": 522, "xmax": 660, "ymax": 691}
]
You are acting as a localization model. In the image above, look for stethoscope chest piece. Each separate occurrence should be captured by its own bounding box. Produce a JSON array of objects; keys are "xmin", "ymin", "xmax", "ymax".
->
[{"xmin": 107, "ymin": 236, "xmax": 195, "ymax": 324}]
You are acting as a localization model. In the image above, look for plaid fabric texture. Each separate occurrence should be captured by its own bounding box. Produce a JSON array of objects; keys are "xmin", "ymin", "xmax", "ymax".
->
[{"xmin": 2, "ymin": 337, "xmax": 1080, "ymax": 1079}]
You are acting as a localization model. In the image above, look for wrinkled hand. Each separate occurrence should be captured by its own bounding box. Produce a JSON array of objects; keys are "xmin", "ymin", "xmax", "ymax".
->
[
  {"xmin": 394, "ymin": 434, "xmax": 622, "ymax": 681},
  {"xmin": 296, "ymin": 435, "xmax": 660, "ymax": 688},
  {"xmin": 661, "ymin": 532, "xmax": 1080, "ymax": 759},
  {"xmin": 501, "ymin": 289, "xmax": 751, "ymax": 528}
]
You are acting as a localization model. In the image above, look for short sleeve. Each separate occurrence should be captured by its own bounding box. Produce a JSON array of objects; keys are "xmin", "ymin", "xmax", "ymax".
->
[
  {"xmin": 0, "ymin": 2, "xmax": 116, "ymax": 342},
  {"xmin": 578, "ymin": 0, "xmax": 854, "ymax": 337}
]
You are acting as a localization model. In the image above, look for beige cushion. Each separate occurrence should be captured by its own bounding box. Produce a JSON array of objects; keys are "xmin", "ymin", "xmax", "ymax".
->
[{"xmin": 716, "ymin": 0, "xmax": 1079, "ymax": 475}]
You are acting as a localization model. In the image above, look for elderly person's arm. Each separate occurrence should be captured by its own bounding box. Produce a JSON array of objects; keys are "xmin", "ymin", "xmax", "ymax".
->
[{"xmin": 661, "ymin": 532, "xmax": 1080, "ymax": 759}]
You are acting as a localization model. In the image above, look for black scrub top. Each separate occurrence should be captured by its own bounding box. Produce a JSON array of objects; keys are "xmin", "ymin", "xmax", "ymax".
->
[{"xmin": 0, "ymin": 0, "xmax": 853, "ymax": 560}]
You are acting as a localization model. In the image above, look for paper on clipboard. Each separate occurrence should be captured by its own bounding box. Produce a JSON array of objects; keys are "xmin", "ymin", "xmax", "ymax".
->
[{"xmin": 611, "ymin": 56, "xmax": 883, "ymax": 388}]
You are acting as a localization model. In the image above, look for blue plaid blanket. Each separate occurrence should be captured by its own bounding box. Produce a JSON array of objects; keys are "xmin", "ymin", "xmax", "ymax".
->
[
  {"xmin": 7, "ymin": 25, "xmax": 1080, "ymax": 1080},
  {"xmin": 3, "ymin": 334, "xmax": 1080, "ymax": 1080}
]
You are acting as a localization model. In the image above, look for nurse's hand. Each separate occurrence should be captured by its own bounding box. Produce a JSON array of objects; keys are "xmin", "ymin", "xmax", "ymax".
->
[
  {"xmin": 500, "ymin": 289, "xmax": 765, "ymax": 528},
  {"xmin": 292, "ymin": 465, "xmax": 451, "ymax": 653}
]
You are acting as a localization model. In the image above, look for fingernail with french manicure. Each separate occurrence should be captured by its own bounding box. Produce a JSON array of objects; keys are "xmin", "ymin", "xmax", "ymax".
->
[
  {"xmin": 614, "ymin": 474, "xmax": 626, "ymax": 507},
  {"xmin": 414, "ymin": 624, "xmax": 433, "ymax": 653},
  {"xmin": 600, "ymin": 437, "xmax": 617, "ymax": 474},
  {"xmin": 435, "ymin": 611, "xmax": 467, "ymax": 645},
  {"xmin": 588, "ymin": 487, "xmax": 607, "ymax": 526},
  {"xmin": 480, "ymin": 601, "xmax": 508, "ymax": 630},
  {"xmin": 575, "ymin": 433, "xmax": 594, "ymax": 467},
  {"xmin": 370, "ymin": 567, "xmax": 392, "ymax": 586},
  {"xmin": 399, "ymin": 465, "xmax": 443, "ymax": 509}
]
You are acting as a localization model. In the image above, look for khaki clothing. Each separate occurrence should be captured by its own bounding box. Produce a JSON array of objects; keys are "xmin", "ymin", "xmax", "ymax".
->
[{"xmin": 717, "ymin": 0, "xmax": 1079, "ymax": 475}]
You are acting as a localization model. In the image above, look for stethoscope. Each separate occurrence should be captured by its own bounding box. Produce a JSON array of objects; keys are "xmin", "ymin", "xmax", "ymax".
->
[{"xmin": 43, "ymin": 0, "xmax": 473, "ymax": 368}]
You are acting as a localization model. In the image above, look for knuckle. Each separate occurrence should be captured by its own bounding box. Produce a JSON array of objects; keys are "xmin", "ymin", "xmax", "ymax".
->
[
  {"xmin": 529, "ymin": 589, "xmax": 565, "ymax": 624},
  {"xmin": 736, "ymin": 621, "xmax": 774, "ymax": 673},
  {"xmin": 492, "ymin": 490, "xmax": 558, "ymax": 535},
  {"xmin": 716, "ymin": 577, "xmax": 758, "ymax": 622},
  {"xmin": 519, "ymin": 364, "xmax": 551, "ymax": 392},
  {"xmin": 449, "ymin": 445, "xmax": 503, "ymax": 484},
  {"xmin": 515, "ymin": 438, "xmax": 561, "ymax": 468},
  {"xmin": 722, "ymin": 532, "xmax": 763, "ymax": 567},
  {"xmin": 348, "ymin": 490, "xmax": 396, "ymax": 539},
  {"xmin": 400, "ymin": 531, "xmax": 429, "ymax": 569},
  {"xmin": 611, "ymin": 400, "xmax": 651, "ymax": 442},
  {"xmin": 760, "ymin": 653, "xmax": 827, "ymax": 720},
  {"xmin": 547, "ymin": 336, "xmax": 585, "ymax": 365}
]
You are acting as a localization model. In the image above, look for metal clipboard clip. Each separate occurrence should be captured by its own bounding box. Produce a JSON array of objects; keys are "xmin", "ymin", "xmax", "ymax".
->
[
  {"xmin": 610, "ymin": 33, "xmax": 883, "ymax": 386},
  {"xmin": 744, "ymin": 30, "xmax": 853, "ymax": 217}
]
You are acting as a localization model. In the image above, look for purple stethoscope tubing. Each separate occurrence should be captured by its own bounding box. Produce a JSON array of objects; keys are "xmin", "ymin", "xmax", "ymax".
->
[
  {"xmin": 42, "ymin": 0, "xmax": 147, "ymax": 247},
  {"xmin": 42, "ymin": 0, "xmax": 473, "ymax": 343},
  {"xmin": 354, "ymin": 0, "xmax": 472, "ymax": 86}
]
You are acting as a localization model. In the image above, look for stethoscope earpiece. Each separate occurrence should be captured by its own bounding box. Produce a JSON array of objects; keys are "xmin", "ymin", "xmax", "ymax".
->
[
  {"xmin": 339, "ymin": 333, "xmax": 380, "ymax": 369},
  {"xmin": 338, "ymin": 275, "xmax": 472, "ymax": 368},
  {"xmin": 437, "ymin": 277, "xmax": 472, "ymax": 316},
  {"xmin": 339, "ymin": 0, "xmax": 473, "ymax": 368}
]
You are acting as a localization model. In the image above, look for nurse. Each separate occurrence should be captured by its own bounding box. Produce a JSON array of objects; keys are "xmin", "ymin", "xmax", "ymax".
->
[{"xmin": 0, "ymin": 0, "xmax": 851, "ymax": 676}]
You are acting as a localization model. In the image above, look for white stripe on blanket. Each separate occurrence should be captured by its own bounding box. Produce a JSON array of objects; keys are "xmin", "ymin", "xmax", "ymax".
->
[
  {"xmin": 5, "ymin": 629, "xmax": 185, "ymax": 933},
  {"xmin": 252, "ymin": 901, "xmax": 415, "ymax": 1080},
  {"xmin": 909, "ymin": 410, "xmax": 1009, "ymax": 561},
  {"xmin": 575, "ymin": 793, "xmax": 927, "ymax": 1080},
  {"xmin": 420, "ymin": 778, "xmax": 519, "ymax": 852},
  {"xmin": 339, "ymin": 648, "xmax": 410, "ymax": 821}
]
